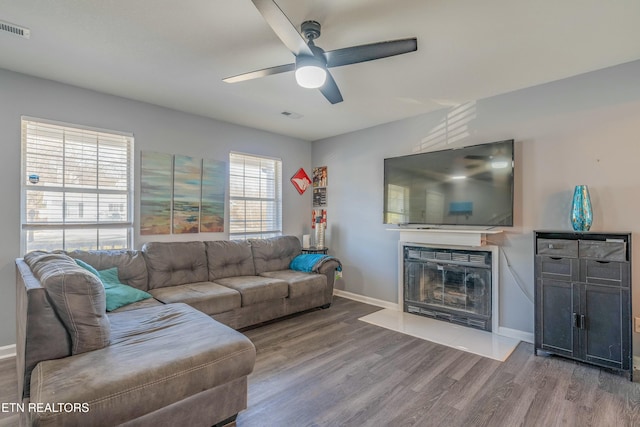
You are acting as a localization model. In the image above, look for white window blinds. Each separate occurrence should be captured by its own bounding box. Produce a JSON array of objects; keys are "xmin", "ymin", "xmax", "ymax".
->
[
  {"xmin": 229, "ymin": 152, "xmax": 282, "ymax": 240},
  {"xmin": 21, "ymin": 118, "xmax": 134, "ymax": 252}
]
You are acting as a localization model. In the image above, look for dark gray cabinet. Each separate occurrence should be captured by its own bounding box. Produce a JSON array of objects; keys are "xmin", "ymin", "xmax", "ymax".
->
[{"xmin": 534, "ymin": 231, "xmax": 632, "ymax": 379}]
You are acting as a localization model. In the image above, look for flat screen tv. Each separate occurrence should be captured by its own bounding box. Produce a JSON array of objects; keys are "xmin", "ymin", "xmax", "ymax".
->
[{"xmin": 384, "ymin": 140, "xmax": 514, "ymax": 226}]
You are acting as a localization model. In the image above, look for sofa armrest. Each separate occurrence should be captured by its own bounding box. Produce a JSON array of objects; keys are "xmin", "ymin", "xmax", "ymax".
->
[
  {"xmin": 313, "ymin": 258, "xmax": 342, "ymax": 293},
  {"xmin": 15, "ymin": 259, "xmax": 71, "ymax": 399},
  {"xmin": 315, "ymin": 258, "xmax": 341, "ymax": 275}
]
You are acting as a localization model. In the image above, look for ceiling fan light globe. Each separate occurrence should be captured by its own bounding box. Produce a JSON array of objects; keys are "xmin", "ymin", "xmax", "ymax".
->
[{"xmin": 295, "ymin": 65, "xmax": 327, "ymax": 88}]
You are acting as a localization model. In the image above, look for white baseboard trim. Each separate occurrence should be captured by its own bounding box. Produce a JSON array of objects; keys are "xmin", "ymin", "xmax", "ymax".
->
[
  {"xmin": 497, "ymin": 326, "xmax": 534, "ymax": 343},
  {"xmin": 0, "ymin": 344, "xmax": 16, "ymax": 360},
  {"xmin": 333, "ymin": 289, "xmax": 399, "ymax": 311}
]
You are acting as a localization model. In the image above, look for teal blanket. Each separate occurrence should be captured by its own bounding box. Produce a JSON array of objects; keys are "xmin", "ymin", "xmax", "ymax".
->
[{"xmin": 290, "ymin": 254, "xmax": 341, "ymax": 272}]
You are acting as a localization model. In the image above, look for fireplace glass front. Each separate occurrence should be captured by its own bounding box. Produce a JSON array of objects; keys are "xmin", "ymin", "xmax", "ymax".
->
[{"xmin": 403, "ymin": 246, "xmax": 492, "ymax": 331}]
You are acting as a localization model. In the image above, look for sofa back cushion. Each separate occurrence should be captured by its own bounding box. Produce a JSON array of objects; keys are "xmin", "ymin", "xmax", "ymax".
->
[
  {"xmin": 16, "ymin": 259, "xmax": 72, "ymax": 399},
  {"xmin": 142, "ymin": 241, "xmax": 208, "ymax": 289},
  {"xmin": 250, "ymin": 236, "xmax": 302, "ymax": 274},
  {"xmin": 206, "ymin": 240, "xmax": 256, "ymax": 280},
  {"xmin": 23, "ymin": 251, "xmax": 111, "ymax": 355},
  {"xmin": 66, "ymin": 249, "xmax": 149, "ymax": 291}
]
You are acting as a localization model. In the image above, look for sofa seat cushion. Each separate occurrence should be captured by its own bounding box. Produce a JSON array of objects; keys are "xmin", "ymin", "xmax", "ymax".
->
[
  {"xmin": 259, "ymin": 270, "xmax": 327, "ymax": 299},
  {"xmin": 110, "ymin": 297, "xmax": 163, "ymax": 313},
  {"xmin": 30, "ymin": 304, "xmax": 256, "ymax": 427},
  {"xmin": 148, "ymin": 282, "xmax": 241, "ymax": 316},
  {"xmin": 214, "ymin": 276, "xmax": 288, "ymax": 306}
]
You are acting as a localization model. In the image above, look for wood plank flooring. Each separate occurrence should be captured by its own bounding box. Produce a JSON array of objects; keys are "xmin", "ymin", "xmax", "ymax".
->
[
  {"xmin": 239, "ymin": 297, "xmax": 640, "ymax": 427},
  {"xmin": 0, "ymin": 356, "xmax": 18, "ymax": 427},
  {"xmin": 1, "ymin": 296, "xmax": 639, "ymax": 426}
]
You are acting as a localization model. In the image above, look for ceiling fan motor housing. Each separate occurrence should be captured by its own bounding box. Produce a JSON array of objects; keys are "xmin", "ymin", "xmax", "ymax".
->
[{"xmin": 301, "ymin": 20, "xmax": 321, "ymax": 41}]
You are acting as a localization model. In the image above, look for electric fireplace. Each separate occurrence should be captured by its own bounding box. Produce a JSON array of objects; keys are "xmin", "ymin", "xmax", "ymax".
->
[{"xmin": 403, "ymin": 245, "xmax": 493, "ymax": 331}]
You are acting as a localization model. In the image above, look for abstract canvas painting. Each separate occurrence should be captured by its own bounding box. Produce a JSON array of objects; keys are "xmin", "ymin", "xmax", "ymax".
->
[
  {"xmin": 201, "ymin": 159, "xmax": 226, "ymax": 232},
  {"xmin": 173, "ymin": 155, "xmax": 201, "ymax": 234},
  {"xmin": 140, "ymin": 152, "xmax": 172, "ymax": 235}
]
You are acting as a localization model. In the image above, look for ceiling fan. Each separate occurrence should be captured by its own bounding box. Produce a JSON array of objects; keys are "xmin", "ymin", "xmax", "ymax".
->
[{"xmin": 223, "ymin": 0, "xmax": 418, "ymax": 104}]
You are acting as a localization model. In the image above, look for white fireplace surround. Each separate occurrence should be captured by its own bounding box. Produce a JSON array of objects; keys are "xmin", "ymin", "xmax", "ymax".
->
[{"xmin": 391, "ymin": 228, "xmax": 503, "ymax": 333}]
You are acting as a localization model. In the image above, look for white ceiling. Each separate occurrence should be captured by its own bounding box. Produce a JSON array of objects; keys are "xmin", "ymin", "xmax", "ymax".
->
[{"xmin": 1, "ymin": 0, "xmax": 639, "ymax": 141}]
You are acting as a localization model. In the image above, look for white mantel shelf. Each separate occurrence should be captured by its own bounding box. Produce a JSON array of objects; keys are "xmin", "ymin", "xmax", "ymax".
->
[{"xmin": 387, "ymin": 228, "xmax": 503, "ymax": 247}]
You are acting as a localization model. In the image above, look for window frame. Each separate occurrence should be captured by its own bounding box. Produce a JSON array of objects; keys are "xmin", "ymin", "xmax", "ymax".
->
[{"xmin": 20, "ymin": 117, "xmax": 134, "ymax": 253}]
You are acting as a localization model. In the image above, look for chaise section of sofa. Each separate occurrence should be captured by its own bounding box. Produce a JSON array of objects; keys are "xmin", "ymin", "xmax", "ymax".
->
[
  {"xmin": 16, "ymin": 250, "xmax": 256, "ymax": 427},
  {"xmin": 30, "ymin": 303, "xmax": 255, "ymax": 427}
]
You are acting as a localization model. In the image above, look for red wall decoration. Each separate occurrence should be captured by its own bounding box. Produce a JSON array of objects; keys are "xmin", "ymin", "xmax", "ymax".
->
[{"xmin": 290, "ymin": 168, "xmax": 312, "ymax": 194}]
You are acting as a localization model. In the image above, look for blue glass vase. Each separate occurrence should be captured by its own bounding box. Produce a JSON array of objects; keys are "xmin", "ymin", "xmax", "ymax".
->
[{"xmin": 571, "ymin": 185, "xmax": 592, "ymax": 231}]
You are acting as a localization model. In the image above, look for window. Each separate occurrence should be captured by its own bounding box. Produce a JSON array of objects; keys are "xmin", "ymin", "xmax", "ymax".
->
[
  {"xmin": 385, "ymin": 184, "xmax": 409, "ymax": 223},
  {"xmin": 21, "ymin": 118, "xmax": 134, "ymax": 253},
  {"xmin": 229, "ymin": 152, "xmax": 282, "ymax": 240}
]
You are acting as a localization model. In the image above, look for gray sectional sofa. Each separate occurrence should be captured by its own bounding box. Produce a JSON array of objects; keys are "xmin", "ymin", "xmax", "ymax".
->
[{"xmin": 16, "ymin": 235, "xmax": 341, "ymax": 426}]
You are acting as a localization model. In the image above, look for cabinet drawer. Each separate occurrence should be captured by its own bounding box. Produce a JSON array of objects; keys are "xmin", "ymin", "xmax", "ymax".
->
[
  {"xmin": 537, "ymin": 239, "xmax": 578, "ymax": 258},
  {"xmin": 536, "ymin": 256, "xmax": 579, "ymax": 281},
  {"xmin": 579, "ymin": 240, "xmax": 627, "ymax": 262},
  {"xmin": 580, "ymin": 259, "xmax": 630, "ymax": 286}
]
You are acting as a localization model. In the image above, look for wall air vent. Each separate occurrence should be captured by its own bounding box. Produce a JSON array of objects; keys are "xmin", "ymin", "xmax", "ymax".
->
[{"xmin": 0, "ymin": 20, "xmax": 31, "ymax": 39}]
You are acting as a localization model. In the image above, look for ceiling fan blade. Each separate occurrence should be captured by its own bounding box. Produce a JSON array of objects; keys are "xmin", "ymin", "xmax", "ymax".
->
[
  {"xmin": 325, "ymin": 38, "xmax": 417, "ymax": 68},
  {"xmin": 251, "ymin": 0, "xmax": 313, "ymax": 57},
  {"xmin": 223, "ymin": 63, "xmax": 295, "ymax": 83},
  {"xmin": 319, "ymin": 71, "xmax": 343, "ymax": 104}
]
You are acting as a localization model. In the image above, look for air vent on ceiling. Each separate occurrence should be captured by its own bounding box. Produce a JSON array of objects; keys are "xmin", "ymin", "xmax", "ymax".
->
[
  {"xmin": 281, "ymin": 111, "xmax": 303, "ymax": 119},
  {"xmin": 0, "ymin": 20, "xmax": 31, "ymax": 39}
]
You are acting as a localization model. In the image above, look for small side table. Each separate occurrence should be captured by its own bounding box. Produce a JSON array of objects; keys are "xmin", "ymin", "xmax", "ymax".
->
[{"xmin": 301, "ymin": 246, "xmax": 328, "ymax": 255}]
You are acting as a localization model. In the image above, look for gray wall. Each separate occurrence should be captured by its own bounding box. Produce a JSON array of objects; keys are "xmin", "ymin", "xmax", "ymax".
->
[
  {"xmin": 2, "ymin": 59, "xmax": 640, "ymax": 351},
  {"xmin": 313, "ymin": 60, "xmax": 640, "ymax": 345},
  {"xmin": 0, "ymin": 68, "xmax": 313, "ymax": 346}
]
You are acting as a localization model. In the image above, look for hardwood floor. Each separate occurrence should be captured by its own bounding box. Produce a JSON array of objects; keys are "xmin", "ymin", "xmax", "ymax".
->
[
  {"xmin": 0, "ymin": 356, "xmax": 18, "ymax": 427},
  {"xmin": 2, "ymin": 297, "xmax": 639, "ymax": 426},
  {"xmin": 239, "ymin": 297, "xmax": 640, "ymax": 427}
]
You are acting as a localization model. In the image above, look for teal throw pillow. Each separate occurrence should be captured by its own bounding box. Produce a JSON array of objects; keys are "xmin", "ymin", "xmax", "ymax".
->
[
  {"xmin": 75, "ymin": 260, "xmax": 152, "ymax": 311},
  {"xmin": 75, "ymin": 258, "xmax": 100, "ymax": 277},
  {"xmin": 97, "ymin": 267, "xmax": 153, "ymax": 312}
]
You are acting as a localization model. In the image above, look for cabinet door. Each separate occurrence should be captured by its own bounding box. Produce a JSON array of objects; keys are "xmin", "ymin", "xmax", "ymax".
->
[
  {"xmin": 579, "ymin": 283, "xmax": 628, "ymax": 370},
  {"xmin": 536, "ymin": 278, "xmax": 576, "ymax": 357}
]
